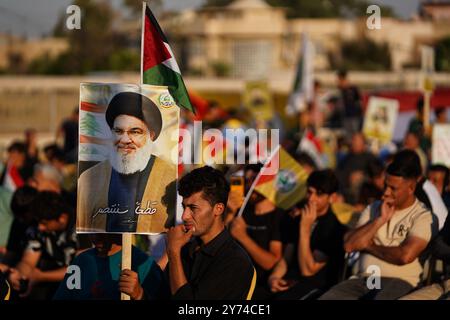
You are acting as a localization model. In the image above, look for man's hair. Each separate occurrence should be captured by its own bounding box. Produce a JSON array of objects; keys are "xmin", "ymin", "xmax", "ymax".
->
[
  {"xmin": 429, "ymin": 164, "xmax": 450, "ymax": 188},
  {"xmin": 33, "ymin": 191, "xmax": 70, "ymax": 221},
  {"xmin": 33, "ymin": 164, "xmax": 63, "ymax": 185},
  {"xmin": 387, "ymin": 149, "xmax": 422, "ymax": 179},
  {"xmin": 416, "ymin": 97, "xmax": 424, "ymax": 113},
  {"xmin": 337, "ymin": 69, "xmax": 348, "ymax": 79},
  {"xmin": 10, "ymin": 186, "xmax": 38, "ymax": 222},
  {"xmin": 244, "ymin": 163, "xmax": 264, "ymax": 174},
  {"xmin": 295, "ymin": 152, "xmax": 318, "ymax": 171},
  {"xmin": 367, "ymin": 159, "xmax": 384, "ymax": 179},
  {"xmin": 51, "ymin": 148, "xmax": 66, "ymax": 163},
  {"xmin": 43, "ymin": 144, "xmax": 61, "ymax": 156},
  {"xmin": 307, "ymin": 169, "xmax": 339, "ymax": 195},
  {"xmin": 178, "ymin": 166, "xmax": 230, "ymax": 207},
  {"xmin": 435, "ymin": 106, "xmax": 446, "ymax": 118},
  {"xmin": 405, "ymin": 131, "xmax": 420, "ymax": 141},
  {"xmin": 7, "ymin": 141, "xmax": 26, "ymax": 154},
  {"xmin": 105, "ymin": 91, "xmax": 162, "ymax": 140}
]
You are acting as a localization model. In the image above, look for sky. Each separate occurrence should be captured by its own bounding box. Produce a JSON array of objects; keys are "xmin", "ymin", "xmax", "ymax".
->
[{"xmin": 0, "ymin": 0, "xmax": 422, "ymax": 38}]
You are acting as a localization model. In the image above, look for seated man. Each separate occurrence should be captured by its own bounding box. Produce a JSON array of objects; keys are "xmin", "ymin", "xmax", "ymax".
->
[
  {"xmin": 400, "ymin": 198, "xmax": 450, "ymax": 300},
  {"xmin": 53, "ymin": 234, "xmax": 169, "ymax": 300},
  {"xmin": 166, "ymin": 166, "xmax": 256, "ymax": 300},
  {"xmin": 8, "ymin": 191, "xmax": 78, "ymax": 300},
  {"xmin": 320, "ymin": 151, "xmax": 434, "ymax": 300},
  {"xmin": 269, "ymin": 170, "xmax": 346, "ymax": 299}
]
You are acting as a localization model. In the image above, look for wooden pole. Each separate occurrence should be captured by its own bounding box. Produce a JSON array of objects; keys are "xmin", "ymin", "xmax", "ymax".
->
[
  {"xmin": 121, "ymin": 233, "xmax": 132, "ymax": 300},
  {"xmin": 120, "ymin": 0, "xmax": 146, "ymax": 301}
]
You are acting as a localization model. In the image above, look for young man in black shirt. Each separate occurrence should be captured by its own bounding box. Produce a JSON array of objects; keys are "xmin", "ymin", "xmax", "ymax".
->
[
  {"xmin": 166, "ymin": 166, "xmax": 255, "ymax": 300},
  {"xmin": 269, "ymin": 170, "xmax": 346, "ymax": 299}
]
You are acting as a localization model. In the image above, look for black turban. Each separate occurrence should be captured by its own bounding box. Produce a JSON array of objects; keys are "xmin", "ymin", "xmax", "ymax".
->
[{"xmin": 105, "ymin": 92, "xmax": 162, "ymax": 140}]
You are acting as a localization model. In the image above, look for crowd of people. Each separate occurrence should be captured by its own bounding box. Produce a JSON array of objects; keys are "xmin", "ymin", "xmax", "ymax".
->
[{"xmin": 0, "ymin": 71, "xmax": 449, "ymax": 301}]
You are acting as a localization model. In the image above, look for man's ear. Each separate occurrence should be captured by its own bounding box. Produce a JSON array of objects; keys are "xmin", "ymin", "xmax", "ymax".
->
[
  {"xmin": 408, "ymin": 180, "xmax": 417, "ymax": 195},
  {"xmin": 329, "ymin": 192, "xmax": 339, "ymax": 204},
  {"xmin": 213, "ymin": 203, "xmax": 225, "ymax": 217},
  {"xmin": 59, "ymin": 212, "xmax": 69, "ymax": 225}
]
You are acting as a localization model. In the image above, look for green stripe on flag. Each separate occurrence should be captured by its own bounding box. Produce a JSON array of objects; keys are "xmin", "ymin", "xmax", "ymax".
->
[{"xmin": 143, "ymin": 64, "xmax": 194, "ymax": 113}]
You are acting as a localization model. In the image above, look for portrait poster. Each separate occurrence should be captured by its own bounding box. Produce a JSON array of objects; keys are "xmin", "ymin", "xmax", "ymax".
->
[
  {"xmin": 432, "ymin": 124, "xmax": 450, "ymax": 168},
  {"xmin": 77, "ymin": 83, "xmax": 179, "ymax": 234},
  {"xmin": 363, "ymin": 96, "xmax": 399, "ymax": 144}
]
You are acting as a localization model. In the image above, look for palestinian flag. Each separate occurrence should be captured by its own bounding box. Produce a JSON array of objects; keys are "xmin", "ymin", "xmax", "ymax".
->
[
  {"xmin": 142, "ymin": 3, "xmax": 194, "ymax": 113},
  {"xmin": 254, "ymin": 146, "xmax": 309, "ymax": 210}
]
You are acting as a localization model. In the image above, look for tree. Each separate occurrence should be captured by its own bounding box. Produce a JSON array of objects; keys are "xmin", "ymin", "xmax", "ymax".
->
[
  {"xmin": 330, "ymin": 35, "xmax": 391, "ymax": 71},
  {"xmin": 123, "ymin": 0, "xmax": 162, "ymax": 16},
  {"xmin": 202, "ymin": 0, "xmax": 396, "ymax": 18},
  {"xmin": 50, "ymin": 0, "xmax": 116, "ymax": 74},
  {"xmin": 38, "ymin": 0, "xmax": 141, "ymax": 74}
]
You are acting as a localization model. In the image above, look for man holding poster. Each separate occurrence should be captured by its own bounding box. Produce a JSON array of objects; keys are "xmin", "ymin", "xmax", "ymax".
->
[{"xmin": 77, "ymin": 86, "xmax": 178, "ymax": 234}]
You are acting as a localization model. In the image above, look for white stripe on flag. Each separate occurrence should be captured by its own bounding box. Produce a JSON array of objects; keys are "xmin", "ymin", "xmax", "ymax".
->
[{"xmin": 162, "ymin": 43, "xmax": 181, "ymax": 74}]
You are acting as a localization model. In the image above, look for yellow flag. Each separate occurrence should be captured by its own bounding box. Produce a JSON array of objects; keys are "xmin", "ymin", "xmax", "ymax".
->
[{"xmin": 254, "ymin": 147, "xmax": 308, "ymax": 210}]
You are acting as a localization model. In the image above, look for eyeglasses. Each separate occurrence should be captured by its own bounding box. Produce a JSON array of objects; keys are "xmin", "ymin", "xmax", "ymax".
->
[{"xmin": 112, "ymin": 128, "xmax": 147, "ymax": 138}]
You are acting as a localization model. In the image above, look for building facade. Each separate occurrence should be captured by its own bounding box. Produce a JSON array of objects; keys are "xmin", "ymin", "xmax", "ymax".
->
[{"xmin": 162, "ymin": 0, "xmax": 450, "ymax": 77}]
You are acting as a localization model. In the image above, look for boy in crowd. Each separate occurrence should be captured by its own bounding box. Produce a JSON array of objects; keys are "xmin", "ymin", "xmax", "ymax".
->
[
  {"xmin": 54, "ymin": 234, "xmax": 169, "ymax": 300},
  {"xmin": 269, "ymin": 170, "xmax": 346, "ymax": 299}
]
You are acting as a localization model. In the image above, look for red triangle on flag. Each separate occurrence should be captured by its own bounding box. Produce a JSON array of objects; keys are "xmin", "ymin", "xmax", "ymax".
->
[{"xmin": 143, "ymin": 6, "xmax": 172, "ymax": 71}]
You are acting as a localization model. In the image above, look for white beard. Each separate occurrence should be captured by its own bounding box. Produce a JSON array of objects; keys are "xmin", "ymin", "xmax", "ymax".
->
[{"xmin": 109, "ymin": 137, "xmax": 153, "ymax": 175}]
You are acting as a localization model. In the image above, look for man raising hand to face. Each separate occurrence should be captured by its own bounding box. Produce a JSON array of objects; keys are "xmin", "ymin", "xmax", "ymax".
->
[
  {"xmin": 321, "ymin": 150, "xmax": 434, "ymax": 300},
  {"xmin": 166, "ymin": 166, "xmax": 256, "ymax": 300}
]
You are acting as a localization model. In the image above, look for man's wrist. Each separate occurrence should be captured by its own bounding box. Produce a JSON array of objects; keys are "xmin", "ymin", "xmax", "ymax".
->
[
  {"xmin": 31, "ymin": 268, "xmax": 43, "ymax": 282},
  {"xmin": 236, "ymin": 233, "xmax": 250, "ymax": 243},
  {"xmin": 374, "ymin": 216, "xmax": 387, "ymax": 227},
  {"xmin": 134, "ymin": 286, "xmax": 144, "ymax": 300},
  {"xmin": 167, "ymin": 248, "xmax": 181, "ymax": 260},
  {"xmin": 300, "ymin": 221, "xmax": 312, "ymax": 232}
]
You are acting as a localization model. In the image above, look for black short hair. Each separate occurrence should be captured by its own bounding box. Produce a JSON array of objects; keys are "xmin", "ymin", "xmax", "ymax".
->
[
  {"xmin": 429, "ymin": 164, "xmax": 450, "ymax": 187},
  {"xmin": 337, "ymin": 69, "xmax": 348, "ymax": 79},
  {"xmin": 307, "ymin": 169, "xmax": 339, "ymax": 195},
  {"xmin": 33, "ymin": 191, "xmax": 70, "ymax": 222},
  {"xmin": 367, "ymin": 159, "xmax": 384, "ymax": 179},
  {"xmin": 295, "ymin": 152, "xmax": 318, "ymax": 171},
  {"xmin": 244, "ymin": 163, "xmax": 264, "ymax": 174},
  {"xmin": 435, "ymin": 106, "xmax": 446, "ymax": 118},
  {"xmin": 51, "ymin": 148, "xmax": 66, "ymax": 163},
  {"xmin": 43, "ymin": 144, "xmax": 62, "ymax": 161},
  {"xmin": 416, "ymin": 97, "xmax": 424, "ymax": 112},
  {"xmin": 10, "ymin": 186, "xmax": 38, "ymax": 222},
  {"xmin": 387, "ymin": 150, "xmax": 422, "ymax": 179},
  {"xmin": 7, "ymin": 141, "xmax": 26, "ymax": 154},
  {"xmin": 178, "ymin": 166, "xmax": 230, "ymax": 207}
]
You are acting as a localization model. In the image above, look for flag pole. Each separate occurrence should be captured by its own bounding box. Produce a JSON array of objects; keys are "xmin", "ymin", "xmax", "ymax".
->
[
  {"xmin": 140, "ymin": 2, "xmax": 146, "ymax": 82},
  {"xmin": 237, "ymin": 144, "xmax": 281, "ymax": 218}
]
